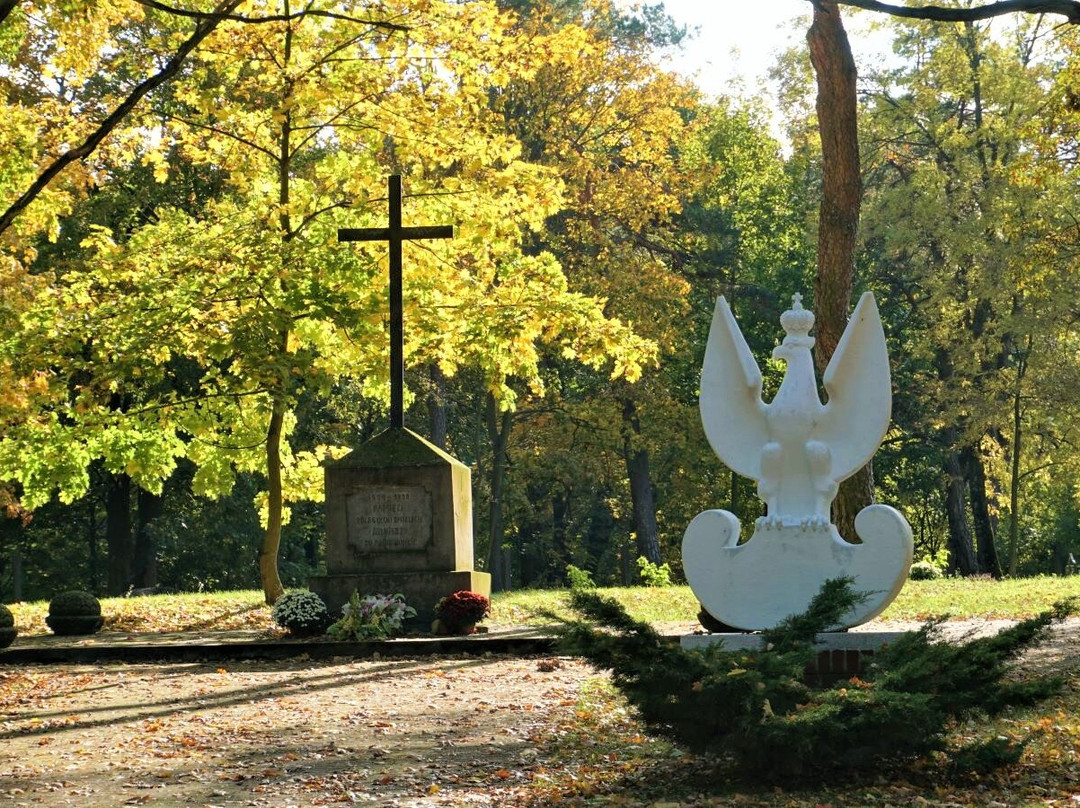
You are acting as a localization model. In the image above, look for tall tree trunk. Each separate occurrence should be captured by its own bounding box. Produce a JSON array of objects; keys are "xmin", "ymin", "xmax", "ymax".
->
[
  {"xmin": 258, "ymin": 6, "xmax": 293, "ymax": 607},
  {"xmin": 132, "ymin": 487, "xmax": 164, "ymax": 589},
  {"xmin": 621, "ymin": 399, "xmax": 662, "ymax": 565},
  {"xmin": 428, "ymin": 364, "xmax": 448, "ymax": 450},
  {"xmin": 260, "ymin": 395, "xmax": 287, "ymax": 605},
  {"xmin": 10, "ymin": 549, "xmax": 22, "ymax": 602},
  {"xmin": 807, "ymin": 0, "xmax": 872, "ymax": 541},
  {"xmin": 626, "ymin": 449, "xmax": 662, "ymax": 564},
  {"xmin": 621, "ymin": 540, "xmax": 634, "ymax": 586},
  {"xmin": 1008, "ymin": 380, "xmax": 1023, "ymax": 576},
  {"xmin": 87, "ymin": 492, "xmax": 101, "ymax": 592},
  {"xmin": 552, "ymin": 485, "xmax": 569, "ymax": 578},
  {"xmin": 961, "ymin": 445, "xmax": 1002, "ymax": 578},
  {"xmin": 485, "ymin": 394, "xmax": 513, "ymax": 591},
  {"xmin": 943, "ymin": 450, "xmax": 979, "ymax": 575},
  {"xmin": 105, "ymin": 473, "xmax": 133, "ymax": 595},
  {"xmin": 1007, "ymin": 343, "xmax": 1031, "ymax": 576},
  {"xmin": 834, "ymin": 464, "xmax": 874, "ymax": 544}
]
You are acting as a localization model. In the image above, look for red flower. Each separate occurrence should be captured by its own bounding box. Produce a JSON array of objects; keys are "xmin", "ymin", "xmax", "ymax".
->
[{"xmin": 436, "ymin": 590, "xmax": 490, "ymax": 627}]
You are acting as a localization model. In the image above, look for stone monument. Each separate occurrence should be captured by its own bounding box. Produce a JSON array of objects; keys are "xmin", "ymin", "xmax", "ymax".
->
[
  {"xmin": 309, "ymin": 175, "xmax": 490, "ymax": 624},
  {"xmin": 311, "ymin": 427, "xmax": 489, "ymax": 624},
  {"xmin": 682, "ymin": 292, "xmax": 913, "ymax": 632}
]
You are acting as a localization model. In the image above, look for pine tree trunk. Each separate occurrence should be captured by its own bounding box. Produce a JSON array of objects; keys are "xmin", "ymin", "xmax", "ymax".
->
[
  {"xmin": 807, "ymin": 0, "xmax": 861, "ymax": 368},
  {"xmin": 807, "ymin": 1, "xmax": 872, "ymax": 541},
  {"xmin": 834, "ymin": 465, "xmax": 873, "ymax": 543},
  {"xmin": 105, "ymin": 473, "xmax": 133, "ymax": 595}
]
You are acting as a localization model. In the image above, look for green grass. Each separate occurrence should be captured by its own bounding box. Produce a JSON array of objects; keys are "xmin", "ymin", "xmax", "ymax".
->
[
  {"xmin": 493, "ymin": 576, "xmax": 1080, "ymax": 626},
  {"xmin": 9, "ymin": 590, "xmax": 270, "ymax": 636},
  {"xmin": 8, "ymin": 575, "xmax": 1080, "ymax": 635},
  {"xmin": 490, "ymin": 585, "xmax": 703, "ymax": 626},
  {"xmin": 882, "ymin": 574, "xmax": 1080, "ymax": 620}
]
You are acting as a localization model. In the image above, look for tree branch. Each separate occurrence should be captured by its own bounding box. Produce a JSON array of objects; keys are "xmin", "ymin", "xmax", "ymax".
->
[
  {"xmin": 0, "ymin": 0, "xmax": 244, "ymax": 238},
  {"xmin": 0, "ymin": 0, "xmax": 409, "ymax": 238},
  {"xmin": 0, "ymin": 0, "xmax": 19, "ymax": 27},
  {"xmin": 133, "ymin": 0, "xmax": 409, "ymax": 32},
  {"xmin": 826, "ymin": 0, "xmax": 1080, "ymax": 24}
]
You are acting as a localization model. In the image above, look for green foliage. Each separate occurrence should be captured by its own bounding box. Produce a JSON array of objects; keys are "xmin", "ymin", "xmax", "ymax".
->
[
  {"xmin": 270, "ymin": 590, "xmax": 330, "ymax": 636},
  {"xmin": 636, "ymin": 556, "xmax": 672, "ymax": 587},
  {"xmin": 556, "ymin": 579, "xmax": 1075, "ymax": 781},
  {"xmin": 565, "ymin": 564, "xmax": 596, "ymax": 590},
  {"xmin": 0, "ymin": 604, "xmax": 12, "ymax": 628},
  {"xmin": 909, "ymin": 560, "xmax": 944, "ymax": 581},
  {"xmin": 326, "ymin": 592, "xmax": 416, "ymax": 641}
]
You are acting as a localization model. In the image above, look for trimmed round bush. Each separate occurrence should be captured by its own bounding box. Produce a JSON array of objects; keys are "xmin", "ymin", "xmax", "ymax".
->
[
  {"xmin": 0, "ymin": 604, "xmax": 16, "ymax": 648},
  {"xmin": 909, "ymin": 561, "xmax": 944, "ymax": 581},
  {"xmin": 46, "ymin": 590, "xmax": 104, "ymax": 636},
  {"xmin": 271, "ymin": 590, "xmax": 331, "ymax": 637}
]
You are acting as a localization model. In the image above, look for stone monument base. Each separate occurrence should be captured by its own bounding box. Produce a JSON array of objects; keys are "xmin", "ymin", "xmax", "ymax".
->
[
  {"xmin": 681, "ymin": 631, "xmax": 907, "ymax": 687},
  {"xmin": 311, "ymin": 570, "xmax": 491, "ymax": 626}
]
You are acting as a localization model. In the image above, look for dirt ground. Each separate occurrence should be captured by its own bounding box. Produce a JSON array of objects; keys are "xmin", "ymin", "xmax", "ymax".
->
[
  {"xmin": 3, "ymin": 619, "xmax": 1080, "ymax": 808},
  {"xmin": 0, "ymin": 653, "xmax": 596, "ymax": 807}
]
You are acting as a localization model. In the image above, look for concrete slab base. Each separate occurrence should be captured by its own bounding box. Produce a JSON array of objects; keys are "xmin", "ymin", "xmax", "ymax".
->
[
  {"xmin": 682, "ymin": 631, "xmax": 909, "ymax": 686},
  {"xmin": 681, "ymin": 631, "xmax": 907, "ymax": 652}
]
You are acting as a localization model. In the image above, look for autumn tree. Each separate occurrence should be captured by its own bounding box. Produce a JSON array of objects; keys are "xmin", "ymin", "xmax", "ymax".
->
[
  {"xmin": 473, "ymin": 0, "xmax": 698, "ymax": 586},
  {"xmin": 797, "ymin": 0, "xmax": 1080, "ymax": 565},
  {"xmin": 0, "ymin": 0, "xmax": 653, "ymax": 601},
  {"xmin": 859, "ymin": 11, "xmax": 1080, "ymax": 575}
]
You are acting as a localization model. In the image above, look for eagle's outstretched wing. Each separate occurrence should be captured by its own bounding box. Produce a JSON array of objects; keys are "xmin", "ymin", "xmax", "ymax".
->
[
  {"xmin": 700, "ymin": 296, "xmax": 770, "ymax": 482},
  {"xmin": 813, "ymin": 292, "xmax": 892, "ymax": 484}
]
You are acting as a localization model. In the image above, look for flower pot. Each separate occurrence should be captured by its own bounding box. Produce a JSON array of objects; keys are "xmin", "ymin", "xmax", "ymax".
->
[
  {"xmin": 286, "ymin": 623, "xmax": 328, "ymax": 638},
  {"xmin": 433, "ymin": 618, "xmax": 477, "ymax": 636}
]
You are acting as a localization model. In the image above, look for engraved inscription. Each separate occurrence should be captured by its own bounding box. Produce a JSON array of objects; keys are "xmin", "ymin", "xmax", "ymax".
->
[{"xmin": 346, "ymin": 486, "xmax": 432, "ymax": 554}]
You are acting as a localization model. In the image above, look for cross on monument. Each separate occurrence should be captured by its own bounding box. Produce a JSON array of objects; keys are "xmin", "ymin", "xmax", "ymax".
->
[{"xmin": 338, "ymin": 175, "xmax": 454, "ymax": 430}]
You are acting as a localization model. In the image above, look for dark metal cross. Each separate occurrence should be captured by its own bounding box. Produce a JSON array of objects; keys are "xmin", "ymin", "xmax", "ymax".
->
[{"xmin": 338, "ymin": 175, "xmax": 454, "ymax": 430}]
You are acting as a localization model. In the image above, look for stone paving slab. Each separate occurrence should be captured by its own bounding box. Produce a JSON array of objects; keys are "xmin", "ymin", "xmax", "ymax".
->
[{"xmin": 0, "ymin": 625, "xmax": 561, "ymax": 665}]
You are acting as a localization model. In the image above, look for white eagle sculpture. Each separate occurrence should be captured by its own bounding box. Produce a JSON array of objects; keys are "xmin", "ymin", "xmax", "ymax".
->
[{"xmin": 682, "ymin": 292, "xmax": 913, "ymax": 631}]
